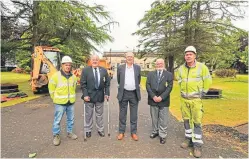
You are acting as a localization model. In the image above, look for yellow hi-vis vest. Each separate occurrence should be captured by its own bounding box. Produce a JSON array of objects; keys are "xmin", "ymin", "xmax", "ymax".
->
[
  {"xmin": 176, "ymin": 61, "xmax": 212, "ymax": 99},
  {"xmin": 48, "ymin": 71, "xmax": 77, "ymax": 104}
]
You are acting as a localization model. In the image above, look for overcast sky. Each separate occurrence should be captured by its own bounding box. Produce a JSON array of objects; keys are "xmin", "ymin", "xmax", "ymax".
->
[
  {"xmin": 87, "ymin": 0, "xmax": 155, "ymax": 53},
  {"xmin": 87, "ymin": 0, "xmax": 249, "ymax": 54},
  {"xmin": 4, "ymin": 0, "xmax": 248, "ymax": 54}
]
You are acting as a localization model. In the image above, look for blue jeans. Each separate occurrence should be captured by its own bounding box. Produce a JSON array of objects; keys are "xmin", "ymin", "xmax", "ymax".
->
[{"xmin": 52, "ymin": 104, "xmax": 74, "ymax": 136}]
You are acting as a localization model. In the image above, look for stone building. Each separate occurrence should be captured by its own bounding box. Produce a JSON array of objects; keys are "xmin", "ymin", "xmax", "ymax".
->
[{"xmin": 102, "ymin": 51, "xmax": 158, "ymax": 71}]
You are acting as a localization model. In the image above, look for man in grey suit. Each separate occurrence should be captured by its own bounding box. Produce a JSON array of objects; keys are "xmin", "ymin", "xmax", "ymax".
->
[
  {"xmin": 146, "ymin": 58, "xmax": 173, "ymax": 144},
  {"xmin": 80, "ymin": 55, "xmax": 110, "ymax": 137},
  {"xmin": 117, "ymin": 52, "xmax": 141, "ymax": 141}
]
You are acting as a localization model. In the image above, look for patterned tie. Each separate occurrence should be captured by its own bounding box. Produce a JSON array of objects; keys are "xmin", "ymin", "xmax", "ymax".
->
[{"xmin": 94, "ymin": 68, "xmax": 99, "ymax": 89}]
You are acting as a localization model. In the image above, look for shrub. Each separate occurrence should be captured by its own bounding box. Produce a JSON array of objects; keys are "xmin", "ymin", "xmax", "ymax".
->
[
  {"xmin": 141, "ymin": 70, "xmax": 150, "ymax": 77},
  {"xmin": 24, "ymin": 66, "xmax": 31, "ymax": 73},
  {"xmin": 0, "ymin": 67, "xmax": 16, "ymax": 72},
  {"xmin": 11, "ymin": 67, "xmax": 26, "ymax": 73},
  {"xmin": 214, "ymin": 69, "xmax": 238, "ymax": 78}
]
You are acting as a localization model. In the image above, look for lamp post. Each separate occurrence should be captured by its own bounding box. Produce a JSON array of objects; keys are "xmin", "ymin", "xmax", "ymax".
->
[{"xmin": 109, "ymin": 48, "xmax": 112, "ymax": 69}]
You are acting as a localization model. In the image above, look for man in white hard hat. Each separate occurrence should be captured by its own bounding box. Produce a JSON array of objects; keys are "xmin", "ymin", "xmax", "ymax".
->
[
  {"xmin": 176, "ymin": 46, "xmax": 212, "ymax": 158},
  {"xmin": 48, "ymin": 55, "xmax": 78, "ymax": 146}
]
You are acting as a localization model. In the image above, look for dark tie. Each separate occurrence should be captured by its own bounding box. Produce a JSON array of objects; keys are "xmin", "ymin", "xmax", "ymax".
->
[
  {"xmin": 94, "ymin": 68, "xmax": 99, "ymax": 89},
  {"xmin": 158, "ymin": 71, "xmax": 161, "ymax": 79}
]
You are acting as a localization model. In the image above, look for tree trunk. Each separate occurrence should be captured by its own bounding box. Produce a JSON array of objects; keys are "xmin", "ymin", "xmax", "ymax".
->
[
  {"xmin": 1, "ymin": 55, "xmax": 6, "ymax": 66},
  {"xmin": 194, "ymin": 1, "xmax": 201, "ymax": 46},
  {"xmin": 168, "ymin": 55, "xmax": 174, "ymax": 74},
  {"xmin": 31, "ymin": 1, "xmax": 39, "ymax": 53}
]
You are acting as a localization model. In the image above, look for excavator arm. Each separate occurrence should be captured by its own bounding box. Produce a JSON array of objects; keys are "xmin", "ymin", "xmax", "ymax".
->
[{"xmin": 31, "ymin": 46, "xmax": 59, "ymax": 92}]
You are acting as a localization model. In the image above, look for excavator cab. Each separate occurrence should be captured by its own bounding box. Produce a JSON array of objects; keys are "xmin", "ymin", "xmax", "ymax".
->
[{"xmin": 42, "ymin": 50, "xmax": 61, "ymax": 71}]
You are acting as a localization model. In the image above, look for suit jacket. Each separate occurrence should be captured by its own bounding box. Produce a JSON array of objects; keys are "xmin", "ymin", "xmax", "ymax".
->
[
  {"xmin": 146, "ymin": 70, "xmax": 173, "ymax": 107},
  {"xmin": 117, "ymin": 64, "xmax": 141, "ymax": 101},
  {"xmin": 80, "ymin": 66, "xmax": 110, "ymax": 103}
]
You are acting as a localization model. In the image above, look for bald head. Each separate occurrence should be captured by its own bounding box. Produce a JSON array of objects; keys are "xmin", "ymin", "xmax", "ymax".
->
[
  {"xmin": 125, "ymin": 52, "xmax": 134, "ymax": 65},
  {"xmin": 90, "ymin": 54, "xmax": 100, "ymax": 68},
  {"xmin": 155, "ymin": 58, "xmax": 165, "ymax": 71},
  {"xmin": 90, "ymin": 54, "xmax": 100, "ymax": 60}
]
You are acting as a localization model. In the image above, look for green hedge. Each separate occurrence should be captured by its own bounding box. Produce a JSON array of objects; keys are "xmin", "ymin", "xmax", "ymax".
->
[
  {"xmin": 214, "ymin": 69, "xmax": 237, "ymax": 78},
  {"xmin": 0, "ymin": 67, "xmax": 16, "ymax": 72}
]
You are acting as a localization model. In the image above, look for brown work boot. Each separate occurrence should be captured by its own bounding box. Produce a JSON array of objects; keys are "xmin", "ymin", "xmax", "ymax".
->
[
  {"xmin": 117, "ymin": 133, "xmax": 124, "ymax": 140},
  {"xmin": 180, "ymin": 138, "xmax": 193, "ymax": 149},
  {"xmin": 131, "ymin": 133, "xmax": 139, "ymax": 141},
  {"xmin": 193, "ymin": 146, "xmax": 202, "ymax": 158}
]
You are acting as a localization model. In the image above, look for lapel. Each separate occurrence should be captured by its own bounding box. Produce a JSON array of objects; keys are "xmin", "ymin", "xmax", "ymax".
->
[
  {"xmin": 153, "ymin": 71, "xmax": 158, "ymax": 81},
  {"xmin": 90, "ymin": 66, "xmax": 94, "ymax": 79},
  {"xmin": 122, "ymin": 64, "xmax": 126, "ymax": 80},
  {"xmin": 99, "ymin": 67, "xmax": 102, "ymax": 78},
  {"xmin": 159, "ymin": 70, "xmax": 165, "ymax": 83},
  {"xmin": 133, "ymin": 64, "xmax": 137, "ymax": 85},
  {"xmin": 133, "ymin": 64, "xmax": 137, "ymax": 76}
]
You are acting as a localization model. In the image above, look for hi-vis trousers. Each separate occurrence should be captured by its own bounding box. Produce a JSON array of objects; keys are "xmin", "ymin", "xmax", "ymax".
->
[{"xmin": 181, "ymin": 97, "xmax": 204, "ymax": 146}]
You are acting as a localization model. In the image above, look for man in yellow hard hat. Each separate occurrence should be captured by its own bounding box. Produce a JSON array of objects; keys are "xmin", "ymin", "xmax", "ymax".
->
[
  {"xmin": 176, "ymin": 46, "xmax": 212, "ymax": 158},
  {"xmin": 48, "ymin": 55, "xmax": 78, "ymax": 146}
]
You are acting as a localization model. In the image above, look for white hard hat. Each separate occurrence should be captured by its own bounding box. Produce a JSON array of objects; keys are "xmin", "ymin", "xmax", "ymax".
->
[
  {"xmin": 185, "ymin": 46, "xmax": 197, "ymax": 54},
  {"xmin": 61, "ymin": 56, "xmax": 72, "ymax": 64}
]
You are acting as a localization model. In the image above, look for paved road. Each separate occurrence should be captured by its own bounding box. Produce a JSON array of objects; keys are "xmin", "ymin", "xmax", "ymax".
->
[{"xmin": 1, "ymin": 75, "xmax": 248, "ymax": 158}]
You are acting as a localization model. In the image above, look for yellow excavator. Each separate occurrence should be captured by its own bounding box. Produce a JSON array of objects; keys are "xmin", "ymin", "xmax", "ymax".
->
[{"xmin": 30, "ymin": 46, "xmax": 62, "ymax": 93}]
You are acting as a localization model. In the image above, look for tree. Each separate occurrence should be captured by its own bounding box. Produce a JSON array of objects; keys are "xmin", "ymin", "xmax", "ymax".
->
[
  {"xmin": 134, "ymin": 0, "xmax": 248, "ymax": 74},
  {"xmin": 2, "ymin": 0, "xmax": 118, "ymax": 68},
  {"xmin": 232, "ymin": 34, "xmax": 249, "ymax": 73},
  {"xmin": 1, "ymin": 1, "xmax": 25, "ymax": 66}
]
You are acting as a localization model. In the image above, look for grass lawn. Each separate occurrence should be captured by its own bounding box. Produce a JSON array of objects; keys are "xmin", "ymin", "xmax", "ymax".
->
[
  {"xmin": 141, "ymin": 74, "xmax": 248, "ymax": 127},
  {"xmin": 1, "ymin": 72, "xmax": 42, "ymax": 107}
]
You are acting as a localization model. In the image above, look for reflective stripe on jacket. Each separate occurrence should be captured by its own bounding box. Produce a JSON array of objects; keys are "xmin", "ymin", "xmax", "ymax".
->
[
  {"xmin": 48, "ymin": 71, "xmax": 77, "ymax": 104},
  {"xmin": 176, "ymin": 61, "xmax": 212, "ymax": 99}
]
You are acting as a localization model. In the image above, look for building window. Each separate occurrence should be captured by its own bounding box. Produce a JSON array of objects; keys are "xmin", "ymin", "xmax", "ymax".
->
[{"xmin": 147, "ymin": 64, "xmax": 150, "ymax": 69}]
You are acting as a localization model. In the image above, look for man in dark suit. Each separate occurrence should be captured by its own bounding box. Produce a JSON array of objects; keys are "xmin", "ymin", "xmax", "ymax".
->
[
  {"xmin": 80, "ymin": 55, "xmax": 110, "ymax": 137},
  {"xmin": 117, "ymin": 52, "xmax": 141, "ymax": 141},
  {"xmin": 146, "ymin": 58, "xmax": 173, "ymax": 144}
]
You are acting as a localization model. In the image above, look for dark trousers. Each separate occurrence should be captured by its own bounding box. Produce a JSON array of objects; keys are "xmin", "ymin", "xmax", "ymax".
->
[{"xmin": 119, "ymin": 90, "xmax": 138, "ymax": 134}]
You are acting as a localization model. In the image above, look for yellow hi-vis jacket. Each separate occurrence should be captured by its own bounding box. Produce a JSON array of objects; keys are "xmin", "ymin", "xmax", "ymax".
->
[
  {"xmin": 176, "ymin": 61, "xmax": 212, "ymax": 99},
  {"xmin": 48, "ymin": 71, "xmax": 77, "ymax": 104}
]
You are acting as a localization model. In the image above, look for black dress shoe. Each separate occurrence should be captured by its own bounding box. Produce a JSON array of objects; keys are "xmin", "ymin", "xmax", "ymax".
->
[
  {"xmin": 98, "ymin": 131, "xmax": 105, "ymax": 137},
  {"xmin": 86, "ymin": 132, "xmax": 91, "ymax": 138},
  {"xmin": 160, "ymin": 137, "xmax": 166, "ymax": 144},
  {"xmin": 150, "ymin": 133, "xmax": 159, "ymax": 138}
]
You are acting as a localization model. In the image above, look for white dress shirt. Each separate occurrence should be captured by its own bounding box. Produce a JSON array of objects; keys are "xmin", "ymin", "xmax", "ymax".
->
[
  {"xmin": 124, "ymin": 64, "xmax": 136, "ymax": 91},
  {"xmin": 92, "ymin": 67, "xmax": 100, "ymax": 86}
]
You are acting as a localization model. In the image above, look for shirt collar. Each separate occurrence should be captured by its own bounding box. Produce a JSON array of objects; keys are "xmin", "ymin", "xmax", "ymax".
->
[
  {"xmin": 126, "ymin": 64, "xmax": 133, "ymax": 69},
  {"xmin": 92, "ymin": 66, "xmax": 99, "ymax": 70}
]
